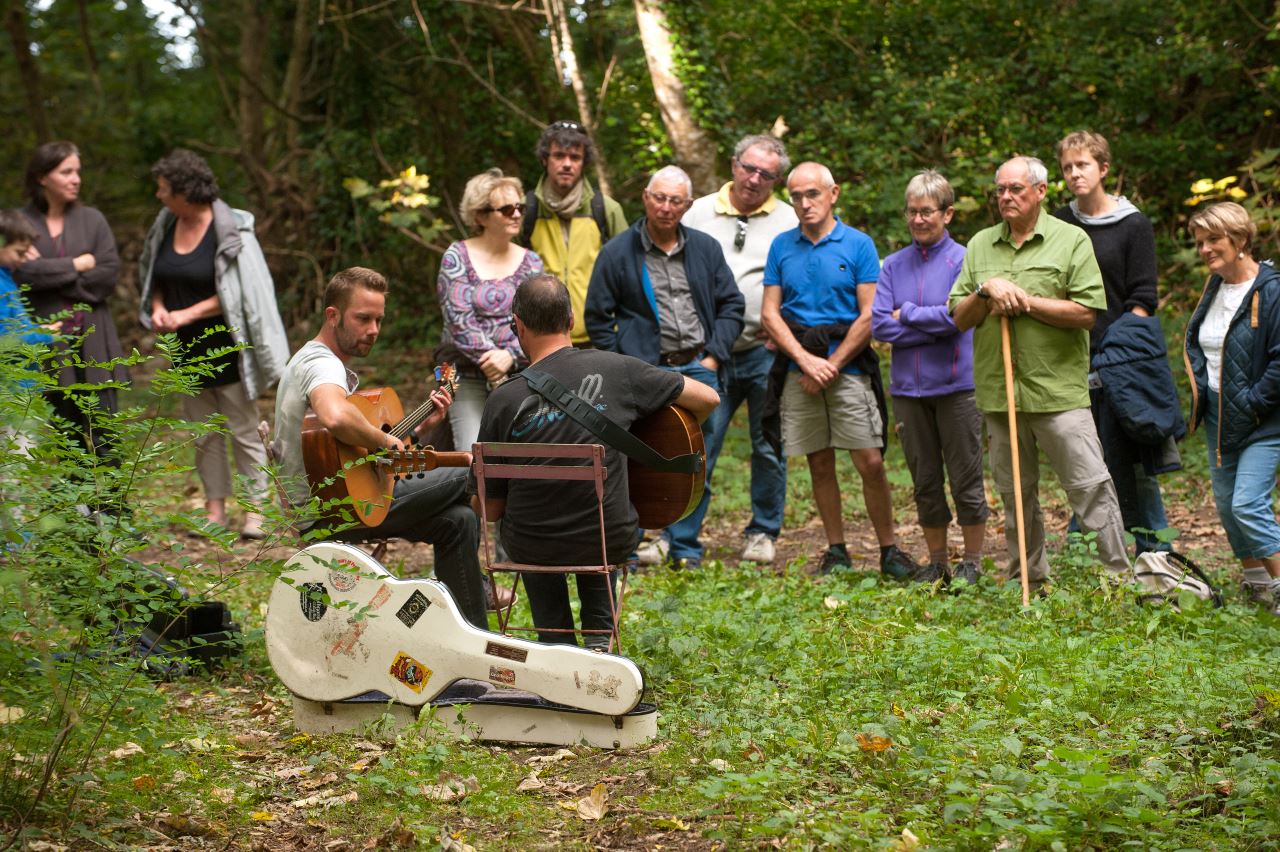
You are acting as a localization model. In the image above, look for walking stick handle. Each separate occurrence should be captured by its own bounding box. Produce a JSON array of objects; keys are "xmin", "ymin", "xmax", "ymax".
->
[{"xmin": 1001, "ymin": 316, "xmax": 1031, "ymax": 607}]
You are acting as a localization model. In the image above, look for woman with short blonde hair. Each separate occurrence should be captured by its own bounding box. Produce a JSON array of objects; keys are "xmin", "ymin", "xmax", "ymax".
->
[
  {"xmin": 1183, "ymin": 201, "xmax": 1280, "ymax": 615},
  {"xmin": 437, "ymin": 169, "xmax": 543, "ymax": 449}
]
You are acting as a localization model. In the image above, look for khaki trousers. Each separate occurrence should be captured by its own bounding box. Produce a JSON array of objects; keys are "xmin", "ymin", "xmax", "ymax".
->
[
  {"xmin": 182, "ymin": 382, "xmax": 269, "ymax": 503},
  {"xmin": 985, "ymin": 408, "xmax": 1130, "ymax": 582}
]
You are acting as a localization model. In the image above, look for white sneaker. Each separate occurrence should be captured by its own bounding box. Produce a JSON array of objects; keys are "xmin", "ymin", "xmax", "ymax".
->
[
  {"xmin": 741, "ymin": 532, "xmax": 775, "ymax": 563},
  {"xmin": 636, "ymin": 538, "xmax": 669, "ymax": 566}
]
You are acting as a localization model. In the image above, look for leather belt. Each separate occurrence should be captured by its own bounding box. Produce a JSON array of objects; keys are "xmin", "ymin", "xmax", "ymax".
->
[{"xmin": 659, "ymin": 347, "xmax": 702, "ymax": 367}]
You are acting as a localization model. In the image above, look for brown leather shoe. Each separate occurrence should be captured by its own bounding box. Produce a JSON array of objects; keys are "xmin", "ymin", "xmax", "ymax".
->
[{"xmin": 486, "ymin": 578, "xmax": 518, "ymax": 612}]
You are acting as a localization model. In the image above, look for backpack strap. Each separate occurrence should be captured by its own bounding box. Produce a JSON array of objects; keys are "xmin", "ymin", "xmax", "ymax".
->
[
  {"xmin": 590, "ymin": 190, "xmax": 608, "ymax": 240},
  {"xmin": 1166, "ymin": 550, "xmax": 1224, "ymax": 607},
  {"xmin": 521, "ymin": 368, "xmax": 702, "ymax": 475},
  {"xmin": 519, "ymin": 189, "xmax": 539, "ymax": 247}
]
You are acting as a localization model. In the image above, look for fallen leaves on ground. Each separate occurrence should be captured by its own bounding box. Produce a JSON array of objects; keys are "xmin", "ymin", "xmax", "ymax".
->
[
  {"xmin": 293, "ymin": 789, "xmax": 359, "ymax": 809},
  {"xmin": 516, "ymin": 770, "xmax": 545, "ymax": 791},
  {"xmin": 109, "ymin": 742, "xmax": 144, "ymax": 759},
  {"xmin": 153, "ymin": 812, "xmax": 220, "ymax": 838},
  {"xmin": 363, "ymin": 816, "xmax": 414, "ymax": 848},
  {"xmin": 574, "ymin": 783, "xmax": 608, "ymax": 820},
  {"xmin": 856, "ymin": 733, "xmax": 893, "ymax": 752},
  {"xmin": 526, "ymin": 747, "xmax": 576, "ymax": 765},
  {"xmin": 419, "ymin": 773, "xmax": 479, "ymax": 802},
  {"xmin": 437, "ymin": 829, "xmax": 476, "ymax": 852}
]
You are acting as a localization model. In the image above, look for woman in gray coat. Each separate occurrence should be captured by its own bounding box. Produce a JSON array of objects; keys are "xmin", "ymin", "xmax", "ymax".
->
[
  {"xmin": 138, "ymin": 149, "xmax": 290, "ymax": 538},
  {"xmin": 18, "ymin": 140, "xmax": 128, "ymax": 457}
]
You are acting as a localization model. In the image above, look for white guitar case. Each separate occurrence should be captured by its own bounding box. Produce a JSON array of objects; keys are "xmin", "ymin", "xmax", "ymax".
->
[{"xmin": 266, "ymin": 543, "xmax": 645, "ymax": 718}]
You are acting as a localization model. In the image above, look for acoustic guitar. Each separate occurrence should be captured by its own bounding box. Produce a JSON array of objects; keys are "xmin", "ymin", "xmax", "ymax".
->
[
  {"xmin": 266, "ymin": 542, "xmax": 644, "ymax": 716},
  {"xmin": 301, "ymin": 365, "xmax": 467, "ymax": 528},
  {"xmin": 627, "ymin": 404, "xmax": 705, "ymax": 529}
]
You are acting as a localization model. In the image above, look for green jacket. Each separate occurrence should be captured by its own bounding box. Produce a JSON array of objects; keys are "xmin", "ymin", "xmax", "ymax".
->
[{"xmin": 525, "ymin": 176, "xmax": 627, "ymax": 344}]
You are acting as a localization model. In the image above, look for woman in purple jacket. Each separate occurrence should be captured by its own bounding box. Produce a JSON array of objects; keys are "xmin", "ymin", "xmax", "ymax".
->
[{"xmin": 872, "ymin": 171, "xmax": 989, "ymax": 584}]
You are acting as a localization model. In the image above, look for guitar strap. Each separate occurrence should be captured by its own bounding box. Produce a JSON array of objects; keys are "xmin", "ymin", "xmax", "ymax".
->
[{"xmin": 521, "ymin": 368, "xmax": 703, "ymax": 475}]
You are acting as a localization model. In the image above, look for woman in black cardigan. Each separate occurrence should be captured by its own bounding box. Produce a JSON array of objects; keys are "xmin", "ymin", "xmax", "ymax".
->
[{"xmin": 17, "ymin": 140, "xmax": 128, "ymax": 457}]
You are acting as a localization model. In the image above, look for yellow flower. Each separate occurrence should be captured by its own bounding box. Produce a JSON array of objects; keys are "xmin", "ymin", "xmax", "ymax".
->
[
  {"xmin": 400, "ymin": 192, "xmax": 430, "ymax": 208},
  {"xmin": 1184, "ymin": 196, "xmax": 1204, "ymax": 207},
  {"xmin": 1227, "ymin": 187, "xmax": 1248, "ymax": 200},
  {"xmin": 1190, "ymin": 179, "xmax": 1215, "ymax": 194},
  {"xmin": 1213, "ymin": 175, "xmax": 1238, "ymax": 190}
]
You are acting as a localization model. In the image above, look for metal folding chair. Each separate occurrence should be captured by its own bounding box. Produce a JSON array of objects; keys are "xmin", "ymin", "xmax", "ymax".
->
[{"xmin": 472, "ymin": 442, "xmax": 626, "ymax": 652}]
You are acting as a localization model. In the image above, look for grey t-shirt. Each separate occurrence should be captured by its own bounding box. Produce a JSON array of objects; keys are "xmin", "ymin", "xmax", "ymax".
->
[
  {"xmin": 473, "ymin": 347, "xmax": 684, "ymax": 565},
  {"xmin": 273, "ymin": 340, "xmax": 358, "ymax": 513}
]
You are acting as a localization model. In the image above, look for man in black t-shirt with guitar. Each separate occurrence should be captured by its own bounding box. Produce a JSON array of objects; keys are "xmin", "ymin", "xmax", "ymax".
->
[{"xmin": 473, "ymin": 274, "xmax": 718, "ymax": 647}]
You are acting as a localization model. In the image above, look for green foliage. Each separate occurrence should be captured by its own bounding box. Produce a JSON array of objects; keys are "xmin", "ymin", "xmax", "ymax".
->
[{"xmin": 0, "ymin": 331, "xmax": 289, "ymax": 837}]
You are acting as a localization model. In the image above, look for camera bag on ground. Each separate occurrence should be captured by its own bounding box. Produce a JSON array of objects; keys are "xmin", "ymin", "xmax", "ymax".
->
[
  {"xmin": 1133, "ymin": 551, "xmax": 1223, "ymax": 609},
  {"xmin": 129, "ymin": 566, "xmax": 243, "ymax": 677}
]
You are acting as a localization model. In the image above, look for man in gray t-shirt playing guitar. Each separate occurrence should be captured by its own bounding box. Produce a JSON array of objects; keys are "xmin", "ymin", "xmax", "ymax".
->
[
  {"xmin": 274, "ymin": 266, "xmax": 488, "ymax": 628},
  {"xmin": 473, "ymin": 274, "xmax": 718, "ymax": 646}
]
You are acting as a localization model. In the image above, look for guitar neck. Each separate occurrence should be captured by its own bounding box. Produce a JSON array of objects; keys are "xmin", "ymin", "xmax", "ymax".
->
[{"xmin": 390, "ymin": 399, "xmax": 437, "ymax": 441}]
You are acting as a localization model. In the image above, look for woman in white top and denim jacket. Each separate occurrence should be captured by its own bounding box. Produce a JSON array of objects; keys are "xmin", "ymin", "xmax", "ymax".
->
[{"xmin": 1183, "ymin": 201, "xmax": 1280, "ymax": 614}]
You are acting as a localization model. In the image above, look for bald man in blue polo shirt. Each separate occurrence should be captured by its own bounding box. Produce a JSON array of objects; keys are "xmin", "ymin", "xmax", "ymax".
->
[{"xmin": 761, "ymin": 162, "xmax": 924, "ymax": 579}]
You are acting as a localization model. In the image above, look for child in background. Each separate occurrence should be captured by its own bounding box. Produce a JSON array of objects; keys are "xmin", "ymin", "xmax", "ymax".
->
[{"xmin": 0, "ymin": 209, "xmax": 53, "ymax": 346}]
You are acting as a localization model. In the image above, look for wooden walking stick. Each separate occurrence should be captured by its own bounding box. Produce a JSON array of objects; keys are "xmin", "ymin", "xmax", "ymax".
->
[{"xmin": 1001, "ymin": 316, "xmax": 1031, "ymax": 607}]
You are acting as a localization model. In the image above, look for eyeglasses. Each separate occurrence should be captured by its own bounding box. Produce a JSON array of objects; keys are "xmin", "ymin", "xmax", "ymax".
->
[
  {"xmin": 482, "ymin": 202, "xmax": 526, "ymax": 218},
  {"xmin": 905, "ymin": 207, "xmax": 944, "ymax": 219},
  {"xmin": 734, "ymin": 216, "xmax": 749, "ymax": 251},
  {"xmin": 735, "ymin": 159, "xmax": 779, "ymax": 183},
  {"xmin": 993, "ymin": 184, "xmax": 1029, "ymax": 197},
  {"xmin": 645, "ymin": 191, "xmax": 690, "ymax": 209},
  {"xmin": 507, "ymin": 316, "xmax": 519, "ymax": 335},
  {"xmin": 788, "ymin": 189, "xmax": 826, "ymax": 205},
  {"xmin": 547, "ymin": 120, "xmax": 585, "ymax": 133}
]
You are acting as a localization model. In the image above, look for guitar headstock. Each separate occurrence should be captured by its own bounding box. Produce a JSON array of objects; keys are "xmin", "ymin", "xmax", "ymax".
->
[{"xmin": 434, "ymin": 363, "xmax": 460, "ymax": 397}]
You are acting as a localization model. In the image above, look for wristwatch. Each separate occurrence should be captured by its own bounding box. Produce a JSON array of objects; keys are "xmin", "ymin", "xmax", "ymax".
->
[{"xmin": 975, "ymin": 280, "xmax": 990, "ymax": 299}]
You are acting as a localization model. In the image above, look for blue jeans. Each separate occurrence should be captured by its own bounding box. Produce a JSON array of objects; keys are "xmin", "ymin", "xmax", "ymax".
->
[
  {"xmin": 709, "ymin": 345, "xmax": 786, "ymax": 537},
  {"xmin": 1206, "ymin": 397, "xmax": 1280, "ymax": 559},
  {"xmin": 660, "ymin": 360, "xmax": 725, "ymax": 560}
]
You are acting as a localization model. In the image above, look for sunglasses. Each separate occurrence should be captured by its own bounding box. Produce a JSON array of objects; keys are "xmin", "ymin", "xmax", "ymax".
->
[
  {"xmin": 735, "ymin": 159, "xmax": 780, "ymax": 182},
  {"xmin": 507, "ymin": 316, "xmax": 519, "ymax": 335},
  {"xmin": 734, "ymin": 216, "xmax": 749, "ymax": 251},
  {"xmin": 548, "ymin": 120, "xmax": 585, "ymax": 133},
  {"xmin": 482, "ymin": 202, "xmax": 526, "ymax": 218}
]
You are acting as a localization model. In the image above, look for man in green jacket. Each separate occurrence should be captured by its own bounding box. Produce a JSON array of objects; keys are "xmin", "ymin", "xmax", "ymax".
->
[{"xmin": 521, "ymin": 120, "xmax": 627, "ymax": 347}]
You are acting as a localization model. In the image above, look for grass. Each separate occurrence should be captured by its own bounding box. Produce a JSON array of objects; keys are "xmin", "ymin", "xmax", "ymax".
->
[{"xmin": 6, "ymin": 363, "xmax": 1280, "ymax": 849}]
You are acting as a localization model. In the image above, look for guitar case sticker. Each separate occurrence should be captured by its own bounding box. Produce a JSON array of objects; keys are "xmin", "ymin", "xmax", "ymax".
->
[
  {"xmin": 330, "ymin": 620, "xmax": 365, "ymax": 657},
  {"xmin": 488, "ymin": 665, "xmax": 516, "ymax": 686},
  {"xmin": 367, "ymin": 584, "xmax": 392, "ymax": 610},
  {"xmin": 395, "ymin": 590, "xmax": 431, "ymax": 628},
  {"xmin": 388, "ymin": 651, "xmax": 431, "ymax": 693},
  {"xmin": 586, "ymin": 670, "xmax": 621, "ymax": 701},
  {"xmin": 328, "ymin": 559, "xmax": 360, "ymax": 592},
  {"xmin": 299, "ymin": 582, "xmax": 327, "ymax": 622},
  {"xmin": 485, "ymin": 641, "xmax": 528, "ymax": 663}
]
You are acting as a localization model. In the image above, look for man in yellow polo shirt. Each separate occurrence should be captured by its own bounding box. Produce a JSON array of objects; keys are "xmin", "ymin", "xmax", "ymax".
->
[
  {"xmin": 949, "ymin": 155, "xmax": 1130, "ymax": 589},
  {"xmin": 520, "ymin": 121, "xmax": 627, "ymax": 347},
  {"xmin": 680, "ymin": 134, "xmax": 798, "ymax": 565}
]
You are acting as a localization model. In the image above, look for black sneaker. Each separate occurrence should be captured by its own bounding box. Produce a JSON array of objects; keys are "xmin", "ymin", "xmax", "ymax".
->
[
  {"xmin": 910, "ymin": 560, "xmax": 947, "ymax": 584},
  {"xmin": 951, "ymin": 559, "xmax": 981, "ymax": 586},
  {"xmin": 674, "ymin": 557, "xmax": 701, "ymax": 571},
  {"xmin": 879, "ymin": 545, "xmax": 919, "ymax": 580},
  {"xmin": 818, "ymin": 547, "xmax": 852, "ymax": 575}
]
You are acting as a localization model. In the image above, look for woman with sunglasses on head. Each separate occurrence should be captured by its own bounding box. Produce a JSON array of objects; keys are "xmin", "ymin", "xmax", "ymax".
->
[
  {"xmin": 436, "ymin": 168, "xmax": 543, "ymax": 450},
  {"xmin": 1184, "ymin": 202, "xmax": 1280, "ymax": 615},
  {"xmin": 17, "ymin": 141, "xmax": 128, "ymax": 456}
]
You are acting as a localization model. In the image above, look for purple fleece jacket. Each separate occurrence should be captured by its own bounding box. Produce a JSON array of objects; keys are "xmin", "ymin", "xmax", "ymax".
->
[{"xmin": 871, "ymin": 232, "xmax": 974, "ymax": 397}]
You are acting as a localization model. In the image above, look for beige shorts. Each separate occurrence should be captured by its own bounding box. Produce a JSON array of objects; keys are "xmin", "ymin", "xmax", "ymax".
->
[{"xmin": 781, "ymin": 371, "xmax": 883, "ymax": 457}]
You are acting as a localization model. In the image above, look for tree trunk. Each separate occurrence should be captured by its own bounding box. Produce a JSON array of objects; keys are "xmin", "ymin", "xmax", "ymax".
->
[
  {"xmin": 546, "ymin": 0, "xmax": 612, "ymax": 196},
  {"xmin": 5, "ymin": 2, "xmax": 52, "ymax": 142},
  {"xmin": 236, "ymin": 0, "xmax": 269, "ymax": 197},
  {"xmin": 633, "ymin": 0, "xmax": 719, "ymax": 195}
]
